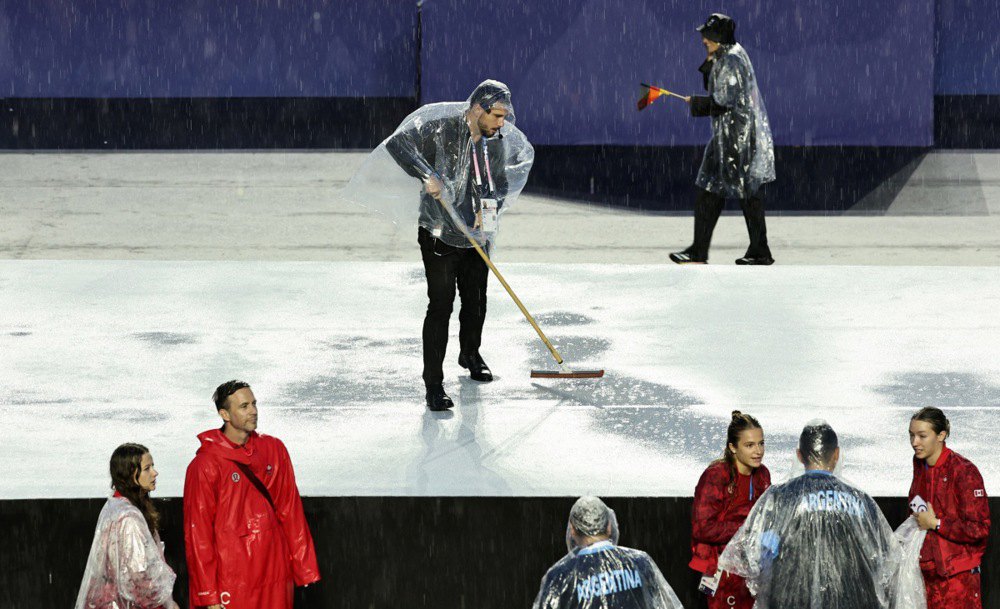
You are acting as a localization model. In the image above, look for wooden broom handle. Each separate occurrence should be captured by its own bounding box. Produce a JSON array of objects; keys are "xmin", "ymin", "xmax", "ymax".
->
[{"xmin": 435, "ymin": 197, "xmax": 565, "ymax": 366}]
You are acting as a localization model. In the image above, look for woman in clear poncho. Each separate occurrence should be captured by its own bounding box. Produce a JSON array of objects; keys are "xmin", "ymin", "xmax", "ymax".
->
[
  {"xmin": 75, "ymin": 443, "xmax": 177, "ymax": 609},
  {"xmin": 532, "ymin": 496, "xmax": 684, "ymax": 609},
  {"xmin": 693, "ymin": 37, "xmax": 775, "ymax": 201},
  {"xmin": 670, "ymin": 14, "xmax": 777, "ymax": 266}
]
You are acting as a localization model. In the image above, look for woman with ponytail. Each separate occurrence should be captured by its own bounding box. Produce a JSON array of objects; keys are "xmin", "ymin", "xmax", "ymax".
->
[
  {"xmin": 690, "ymin": 411, "xmax": 769, "ymax": 609},
  {"xmin": 75, "ymin": 443, "xmax": 178, "ymax": 609},
  {"xmin": 908, "ymin": 407, "xmax": 990, "ymax": 609}
]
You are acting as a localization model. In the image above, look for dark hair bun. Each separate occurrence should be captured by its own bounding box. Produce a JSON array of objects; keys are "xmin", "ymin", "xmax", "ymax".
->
[{"xmin": 731, "ymin": 410, "xmax": 743, "ymax": 419}]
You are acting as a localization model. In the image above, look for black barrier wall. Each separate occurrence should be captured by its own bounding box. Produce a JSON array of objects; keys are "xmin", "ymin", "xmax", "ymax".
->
[
  {"xmin": 1, "ymin": 496, "xmax": 995, "ymax": 609},
  {"xmin": 0, "ymin": 98, "xmax": 418, "ymax": 150},
  {"xmin": 528, "ymin": 146, "xmax": 926, "ymax": 213}
]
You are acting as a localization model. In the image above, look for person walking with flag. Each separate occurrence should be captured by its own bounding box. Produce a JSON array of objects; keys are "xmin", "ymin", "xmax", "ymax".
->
[{"xmin": 669, "ymin": 13, "xmax": 777, "ymax": 265}]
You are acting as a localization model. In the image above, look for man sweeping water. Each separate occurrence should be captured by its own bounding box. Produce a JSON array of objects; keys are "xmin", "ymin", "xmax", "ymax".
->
[{"xmin": 345, "ymin": 80, "xmax": 535, "ymax": 411}]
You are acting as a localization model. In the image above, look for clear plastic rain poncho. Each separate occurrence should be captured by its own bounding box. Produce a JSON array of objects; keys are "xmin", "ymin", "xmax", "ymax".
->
[
  {"xmin": 717, "ymin": 469, "xmax": 900, "ymax": 609},
  {"xmin": 695, "ymin": 43, "xmax": 776, "ymax": 199},
  {"xmin": 532, "ymin": 497, "xmax": 684, "ymax": 609},
  {"xmin": 75, "ymin": 496, "xmax": 176, "ymax": 609},
  {"xmin": 893, "ymin": 517, "xmax": 929, "ymax": 609},
  {"xmin": 342, "ymin": 80, "xmax": 534, "ymax": 250}
]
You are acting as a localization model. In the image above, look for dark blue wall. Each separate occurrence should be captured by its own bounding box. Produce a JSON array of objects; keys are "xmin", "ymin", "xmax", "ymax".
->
[
  {"xmin": 0, "ymin": 0, "xmax": 996, "ymax": 150},
  {"xmin": 3, "ymin": 0, "xmax": 994, "ymax": 101},
  {"xmin": 421, "ymin": 0, "xmax": 936, "ymax": 147},
  {"xmin": 936, "ymin": 0, "xmax": 1000, "ymax": 94},
  {"xmin": 0, "ymin": 0, "xmax": 416, "ymax": 97}
]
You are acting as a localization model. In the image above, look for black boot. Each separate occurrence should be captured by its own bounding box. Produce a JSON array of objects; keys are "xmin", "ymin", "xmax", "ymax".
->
[
  {"xmin": 425, "ymin": 385, "xmax": 454, "ymax": 411},
  {"xmin": 458, "ymin": 351, "xmax": 494, "ymax": 382}
]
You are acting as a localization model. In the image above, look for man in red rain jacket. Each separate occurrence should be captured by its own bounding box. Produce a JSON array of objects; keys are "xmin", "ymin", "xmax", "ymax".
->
[
  {"xmin": 908, "ymin": 443, "xmax": 990, "ymax": 607},
  {"xmin": 184, "ymin": 380, "xmax": 320, "ymax": 609}
]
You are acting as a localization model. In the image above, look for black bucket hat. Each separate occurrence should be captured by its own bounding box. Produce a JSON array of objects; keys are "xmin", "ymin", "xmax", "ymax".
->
[{"xmin": 697, "ymin": 13, "xmax": 736, "ymax": 45}]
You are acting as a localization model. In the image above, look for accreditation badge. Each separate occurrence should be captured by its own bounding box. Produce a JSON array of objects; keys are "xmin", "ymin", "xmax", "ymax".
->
[
  {"xmin": 698, "ymin": 569, "xmax": 722, "ymax": 596},
  {"xmin": 480, "ymin": 197, "xmax": 498, "ymax": 232}
]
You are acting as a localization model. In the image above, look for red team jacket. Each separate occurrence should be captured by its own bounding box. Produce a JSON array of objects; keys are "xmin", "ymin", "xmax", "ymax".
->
[
  {"xmin": 908, "ymin": 446, "xmax": 990, "ymax": 578},
  {"xmin": 184, "ymin": 429, "xmax": 320, "ymax": 608},
  {"xmin": 690, "ymin": 461, "xmax": 771, "ymax": 574}
]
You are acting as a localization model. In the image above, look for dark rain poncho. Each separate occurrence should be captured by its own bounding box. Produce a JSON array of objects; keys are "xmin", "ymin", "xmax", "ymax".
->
[
  {"xmin": 342, "ymin": 93, "xmax": 534, "ymax": 250},
  {"xmin": 693, "ymin": 43, "xmax": 776, "ymax": 199},
  {"xmin": 718, "ymin": 470, "xmax": 900, "ymax": 609},
  {"xmin": 532, "ymin": 507, "xmax": 683, "ymax": 609}
]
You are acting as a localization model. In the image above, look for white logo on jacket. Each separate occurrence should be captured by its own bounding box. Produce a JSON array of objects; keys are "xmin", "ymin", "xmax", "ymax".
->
[{"xmin": 231, "ymin": 472, "xmax": 240, "ymax": 483}]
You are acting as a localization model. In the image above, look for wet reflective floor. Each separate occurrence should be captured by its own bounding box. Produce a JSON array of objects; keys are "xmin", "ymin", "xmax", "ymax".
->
[{"xmin": 1, "ymin": 260, "xmax": 997, "ymax": 498}]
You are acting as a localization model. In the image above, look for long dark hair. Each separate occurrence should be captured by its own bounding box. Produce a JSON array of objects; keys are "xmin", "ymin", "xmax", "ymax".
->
[
  {"xmin": 713, "ymin": 410, "xmax": 763, "ymax": 492},
  {"xmin": 110, "ymin": 443, "xmax": 160, "ymax": 535},
  {"xmin": 911, "ymin": 406, "xmax": 950, "ymax": 439}
]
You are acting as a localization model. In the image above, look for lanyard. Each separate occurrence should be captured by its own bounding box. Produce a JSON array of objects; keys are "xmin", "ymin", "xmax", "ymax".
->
[
  {"xmin": 470, "ymin": 137, "xmax": 495, "ymax": 195},
  {"xmin": 749, "ymin": 475, "xmax": 755, "ymax": 501}
]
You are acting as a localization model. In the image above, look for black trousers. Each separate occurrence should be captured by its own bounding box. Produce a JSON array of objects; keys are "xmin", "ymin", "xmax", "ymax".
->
[
  {"xmin": 418, "ymin": 228, "xmax": 488, "ymax": 387},
  {"xmin": 685, "ymin": 188, "xmax": 772, "ymax": 261}
]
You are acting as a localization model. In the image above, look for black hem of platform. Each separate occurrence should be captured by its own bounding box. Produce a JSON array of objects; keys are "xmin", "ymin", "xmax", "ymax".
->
[
  {"xmin": 0, "ymin": 97, "xmax": 418, "ymax": 149},
  {"xmin": 936, "ymin": 94, "xmax": 1000, "ymax": 148},
  {"xmin": 527, "ymin": 145, "xmax": 927, "ymax": 213},
  {"xmin": 1, "ymin": 496, "xmax": 995, "ymax": 609},
  {"xmin": 2, "ymin": 94, "xmax": 997, "ymax": 150}
]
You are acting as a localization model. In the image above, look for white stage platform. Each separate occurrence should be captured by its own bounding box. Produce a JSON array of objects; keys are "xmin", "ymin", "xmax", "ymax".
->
[{"xmin": 2, "ymin": 260, "xmax": 997, "ymax": 499}]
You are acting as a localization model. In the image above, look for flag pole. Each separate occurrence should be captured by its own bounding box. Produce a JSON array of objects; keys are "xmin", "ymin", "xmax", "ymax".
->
[{"xmin": 641, "ymin": 83, "xmax": 686, "ymax": 100}]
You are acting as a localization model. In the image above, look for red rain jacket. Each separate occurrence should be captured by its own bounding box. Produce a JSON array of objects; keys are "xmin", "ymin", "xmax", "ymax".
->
[
  {"xmin": 690, "ymin": 461, "xmax": 771, "ymax": 574},
  {"xmin": 183, "ymin": 429, "xmax": 320, "ymax": 608},
  {"xmin": 908, "ymin": 445, "xmax": 990, "ymax": 577}
]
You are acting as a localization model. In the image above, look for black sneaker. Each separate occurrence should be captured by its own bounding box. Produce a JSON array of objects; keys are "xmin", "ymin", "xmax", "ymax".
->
[
  {"xmin": 458, "ymin": 352, "xmax": 494, "ymax": 382},
  {"xmin": 735, "ymin": 256, "xmax": 775, "ymax": 265},
  {"xmin": 425, "ymin": 385, "xmax": 454, "ymax": 411},
  {"xmin": 669, "ymin": 251, "xmax": 707, "ymax": 264}
]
